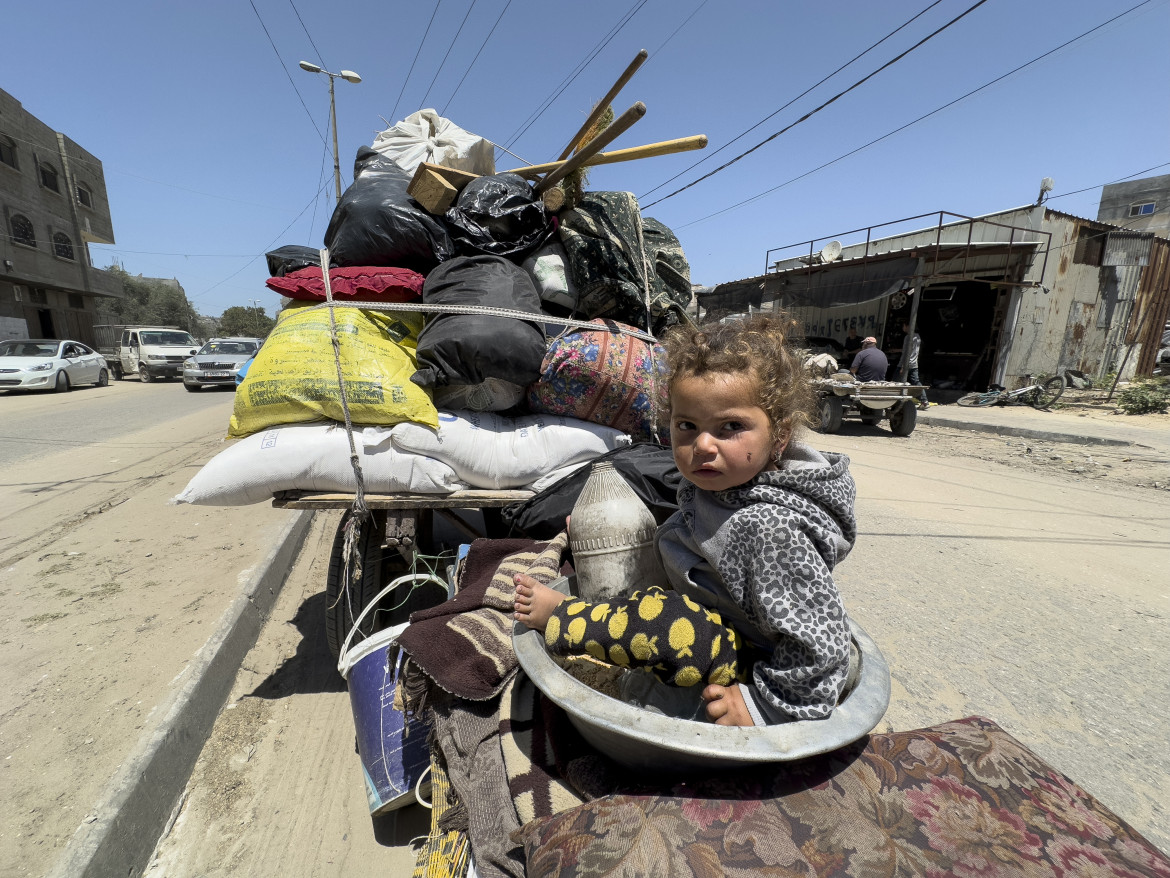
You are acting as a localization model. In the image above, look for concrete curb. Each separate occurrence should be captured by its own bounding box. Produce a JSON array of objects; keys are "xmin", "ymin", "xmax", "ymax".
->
[
  {"xmin": 916, "ymin": 413, "xmax": 1133, "ymax": 447},
  {"xmin": 47, "ymin": 509, "xmax": 315, "ymax": 878}
]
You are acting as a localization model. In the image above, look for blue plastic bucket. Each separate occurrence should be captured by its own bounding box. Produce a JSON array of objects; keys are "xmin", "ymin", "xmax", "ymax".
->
[{"xmin": 338, "ymin": 574, "xmax": 447, "ymax": 815}]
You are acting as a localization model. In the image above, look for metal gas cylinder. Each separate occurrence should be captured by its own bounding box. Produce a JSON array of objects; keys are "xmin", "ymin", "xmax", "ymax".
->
[{"xmin": 569, "ymin": 460, "xmax": 664, "ymax": 602}]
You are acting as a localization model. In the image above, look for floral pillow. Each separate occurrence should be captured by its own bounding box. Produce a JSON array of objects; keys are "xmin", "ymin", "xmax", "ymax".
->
[
  {"xmin": 513, "ymin": 716, "xmax": 1170, "ymax": 878},
  {"xmin": 265, "ymin": 265, "xmax": 424, "ymax": 302}
]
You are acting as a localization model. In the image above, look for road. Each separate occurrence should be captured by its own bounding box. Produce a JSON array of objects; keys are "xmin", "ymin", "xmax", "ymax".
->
[
  {"xmin": 146, "ymin": 423, "xmax": 1169, "ymax": 875},
  {"xmin": 0, "ymin": 379, "xmax": 300, "ymax": 877}
]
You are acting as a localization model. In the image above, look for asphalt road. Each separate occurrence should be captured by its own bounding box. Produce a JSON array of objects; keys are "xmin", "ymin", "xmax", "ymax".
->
[{"xmin": 0, "ymin": 378, "xmax": 233, "ymax": 469}]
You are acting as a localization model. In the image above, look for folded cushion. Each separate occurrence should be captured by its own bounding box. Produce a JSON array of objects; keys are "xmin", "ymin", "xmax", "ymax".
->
[{"xmin": 265, "ymin": 265, "xmax": 424, "ymax": 302}]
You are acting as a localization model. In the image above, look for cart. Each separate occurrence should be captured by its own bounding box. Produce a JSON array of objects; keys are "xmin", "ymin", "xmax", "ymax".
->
[{"xmin": 812, "ymin": 377, "xmax": 926, "ymax": 436}]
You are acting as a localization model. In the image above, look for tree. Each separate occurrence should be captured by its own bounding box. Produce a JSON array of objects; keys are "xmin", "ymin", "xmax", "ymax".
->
[
  {"xmin": 100, "ymin": 265, "xmax": 214, "ymax": 339},
  {"xmin": 219, "ymin": 306, "xmax": 276, "ymax": 338}
]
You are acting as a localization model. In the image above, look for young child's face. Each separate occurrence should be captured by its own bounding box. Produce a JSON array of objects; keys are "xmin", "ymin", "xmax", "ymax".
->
[{"xmin": 669, "ymin": 371, "xmax": 781, "ymax": 492}]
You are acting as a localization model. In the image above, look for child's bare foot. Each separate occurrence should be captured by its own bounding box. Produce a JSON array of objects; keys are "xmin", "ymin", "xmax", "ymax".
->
[
  {"xmin": 702, "ymin": 683, "xmax": 755, "ymax": 727},
  {"xmin": 513, "ymin": 573, "xmax": 567, "ymax": 631}
]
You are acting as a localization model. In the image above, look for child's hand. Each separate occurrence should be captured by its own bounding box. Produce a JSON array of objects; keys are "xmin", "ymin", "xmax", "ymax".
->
[{"xmin": 702, "ymin": 684, "xmax": 755, "ymax": 727}]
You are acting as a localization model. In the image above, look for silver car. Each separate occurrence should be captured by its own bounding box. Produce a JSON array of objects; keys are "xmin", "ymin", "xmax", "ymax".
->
[
  {"xmin": 0, "ymin": 338, "xmax": 110, "ymax": 392},
  {"xmin": 182, "ymin": 338, "xmax": 263, "ymax": 391}
]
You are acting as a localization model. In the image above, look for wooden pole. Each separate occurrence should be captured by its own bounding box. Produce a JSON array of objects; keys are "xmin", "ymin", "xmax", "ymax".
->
[
  {"xmin": 535, "ymin": 102, "xmax": 646, "ymax": 194},
  {"xmin": 556, "ymin": 49, "xmax": 648, "ymax": 162},
  {"xmin": 505, "ymin": 135, "xmax": 707, "ymax": 178}
]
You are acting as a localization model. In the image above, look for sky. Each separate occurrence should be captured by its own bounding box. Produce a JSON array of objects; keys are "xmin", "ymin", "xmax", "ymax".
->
[{"xmin": 4, "ymin": 0, "xmax": 1168, "ymax": 319}]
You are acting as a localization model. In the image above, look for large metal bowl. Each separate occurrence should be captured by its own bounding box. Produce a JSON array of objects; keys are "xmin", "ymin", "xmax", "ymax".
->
[{"xmin": 513, "ymin": 576, "xmax": 891, "ymax": 772}]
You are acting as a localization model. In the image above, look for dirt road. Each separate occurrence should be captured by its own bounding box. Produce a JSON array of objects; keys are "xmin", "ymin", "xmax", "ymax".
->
[
  {"xmin": 0, "ymin": 384, "xmax": 300, "ymax": 876},
  {"xmin": 147, "ymin": 417, "xmax": 1170, "ymax": 874}
]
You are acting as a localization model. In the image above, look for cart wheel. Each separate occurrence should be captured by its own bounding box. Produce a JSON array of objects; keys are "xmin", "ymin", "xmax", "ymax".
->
[
  {"xmin": 888, "ymin": 401, "xmax": 917, "ymax": 436},
  {"xmin": 859, "ymin": 411, "xmax": 882, "ymax": 426},
  {"xmin": 818, "ymin": 397, "xmax": 844, "ymax": 433},
  {"xmin": 325, "ymin": 510, "xmax": 388, "ymax": 664}
]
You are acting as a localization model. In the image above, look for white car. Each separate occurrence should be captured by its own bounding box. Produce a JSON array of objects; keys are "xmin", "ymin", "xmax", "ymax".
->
[
  {"xmin": 182, "ymin": 337, "xmax": 263, "ymax": 391},
  {"xmin": 0, "ymin": 338, "xmax": 110, "ymax": 392}
]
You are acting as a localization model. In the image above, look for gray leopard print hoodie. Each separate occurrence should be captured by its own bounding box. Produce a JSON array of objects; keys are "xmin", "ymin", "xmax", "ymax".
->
[{"xmin": 656, "ymin": 440, "xmax": 856, "ymax": 724}]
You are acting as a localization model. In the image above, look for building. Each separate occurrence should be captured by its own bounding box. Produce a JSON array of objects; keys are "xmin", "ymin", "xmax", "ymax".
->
[
  {"xmin": 1096, "ymin": 173, "xmax": 1170, "ymax": 239},
  {"xmin": 0, "ymin": 87, "xmax": 121, "ymax": 345},
  {"xmin": 700, "ymin": 203, "xmax": 1170, "ymax": 389}
]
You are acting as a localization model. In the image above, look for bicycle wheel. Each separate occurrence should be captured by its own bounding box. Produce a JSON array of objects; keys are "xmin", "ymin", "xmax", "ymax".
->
[
  {"xmin": 1031, "ymin": 376, "xmax": 1065, "ymax": 409},
  {"xmin": 957, "ymin": 391, "xmax": 1000, "ymax": 407}
]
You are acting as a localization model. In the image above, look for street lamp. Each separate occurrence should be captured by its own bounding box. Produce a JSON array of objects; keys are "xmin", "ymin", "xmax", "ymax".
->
[{"xmin": 298, "ymin": 61, "xmax": 362, "ymax": 204}]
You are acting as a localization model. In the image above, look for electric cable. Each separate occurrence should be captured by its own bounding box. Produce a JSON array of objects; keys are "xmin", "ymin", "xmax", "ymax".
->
[
  {"xmin": 247, "ymin": 0, "xmax": 327, "ymax": 145},
  {"xmin": 442, "ymin": 0, "xmax": 515, "ymax": 115},
  {"xmin": 649, "ymin": 0, "xmax": 711, "ymax": 57},
  {"xmin": 418, "ymin": 0, "xmax": 480, "ymax": 110},
  {"xmin": 288, "ymin": 0, "xmax": 328, "ymax": 67},
  {"xmin": 1046, "ymin": 162, "xmax": 1170, "ymax": 202},
  {"xmin": 675, "ymin": 0, "xmax": 1156, "ymax": 229},
  {"xmin": 644, "ymin": 0, "xmax": 991, "ymax": 209},
  {"xmin": 638, "ymin": 0, "xmax": 946, "ymax": 200},
  {"xmin": 389, "ymin": 0, "xmax": 444, "ymax": 126}
]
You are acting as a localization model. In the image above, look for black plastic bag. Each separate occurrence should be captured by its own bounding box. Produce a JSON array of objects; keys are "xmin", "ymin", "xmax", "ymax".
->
[
  {"xmin": 445, "ymin": 173, "xmax": 554, "ymax": 261},
  {"xmin": 265, "ymin": 245, "xmax": 320, "ymax": 278},
  {"xmin": 412, "ymin": 254, "xmax": 547, "ymax": 389},
  {"xmin": 500, "ymin": 443, "xmax": 682, "ymax": 540},
  {"xmin": 324, "ymin": 146, "xmax": 455, "ymax": 273}
]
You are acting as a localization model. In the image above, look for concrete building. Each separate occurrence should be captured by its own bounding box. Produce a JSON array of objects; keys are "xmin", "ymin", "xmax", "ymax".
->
[
  {"xmin": 1096, "ymin": 173, "xmax": 1170, "ymax": 238},
  {"xmin": 0, "ymin": 87, "xmax": 120, "ymax": 346},
  {"xmin": 701, "ymin": 203, "xmax": 1170, "ymax": 390}
]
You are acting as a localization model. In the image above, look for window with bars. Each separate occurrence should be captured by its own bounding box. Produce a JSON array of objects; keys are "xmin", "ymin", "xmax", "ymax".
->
[
  {"xmin": 39, "ymin": 162, "xmax": 59, "ymax": 192},
  {"xmin": 0, "ymin": 135, "xmax": 16, "ymax": 169},
  {"xmin": 53, "ymin": 232, "xmax": 75, "ymax": 260},
  {"xmin": 11, "ymin": 214, "xmax": 36, "ymax": 247}
]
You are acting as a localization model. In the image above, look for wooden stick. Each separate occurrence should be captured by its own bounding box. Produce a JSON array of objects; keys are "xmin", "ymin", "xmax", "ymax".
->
[
  {"xmin": 556, "ymin": 49, "xmax": 649, "ymax": 162},
  {"xmin": 506, "ymin": 135, "xmax": 708, "ymax": 178},
  {"xmin": 535, "ymin": 102, "xmax": 646, "ymax": 194}
]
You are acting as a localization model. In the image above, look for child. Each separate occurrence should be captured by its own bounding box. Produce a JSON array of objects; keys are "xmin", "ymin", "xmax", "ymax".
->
[{"xmin": 515, "ymin": 315, "xmax": 856, "ymax": 727}]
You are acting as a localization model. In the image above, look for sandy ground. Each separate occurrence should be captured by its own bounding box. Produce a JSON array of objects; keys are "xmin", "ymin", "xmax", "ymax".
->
[
  {"xmin": 146, "ymin": 408, "xmax": 1169, "ymax": 874},
  {"xmin": 0, "ymin": 388, "xmax": 299, "ymax": 877}
]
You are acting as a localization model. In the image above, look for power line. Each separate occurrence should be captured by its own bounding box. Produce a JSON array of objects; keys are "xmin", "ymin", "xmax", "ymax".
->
[
  {"xmin": 642, "ymin": 0, "xmax": 991, "ymax": 210},
  {"xmin": 246, "ymin": 0, "xmax": 327, "ymax": 145},
  {"xmin": 288, "ymin": 0, "xmax": 327, "ymax": 67},
  {"xmin": 442, "ymin": 0, "xmax": 514, "ymax": 116},
  {"xmin": 675, "ymin": 0, "xmax": 1156, "ymax": 229},
  {"xmin": 649, "ymin": 0, "xmax": 711, "ymax": 56},
  {"xmin": 638, "ymin": 0, "xmax": 946, "ymax": 200},
  {"xmin": 389, "ymin": 0, "xmax": 444, "ymax": 126},
  {"xmin": 1047, "ymin": 162, "xmax": 1170, "ymax": 202},
  {"xmin": 419, "ymin": 0, "xmax": 480, "ymax": 110}
]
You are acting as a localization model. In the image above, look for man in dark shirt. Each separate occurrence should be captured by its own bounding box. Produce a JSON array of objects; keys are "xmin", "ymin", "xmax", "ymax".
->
[
  {"xmin": 843, "ymin": 327, "xmax": 863, "ymax": 357},
  {"xmin": 850, "ymin": 337, "xmax": 888, "ymax": 382}
]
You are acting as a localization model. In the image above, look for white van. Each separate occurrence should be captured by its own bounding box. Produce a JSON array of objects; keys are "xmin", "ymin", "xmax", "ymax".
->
[{"xmin": 116, "ymin": 327, "xmax": 199, "ymax": 382}]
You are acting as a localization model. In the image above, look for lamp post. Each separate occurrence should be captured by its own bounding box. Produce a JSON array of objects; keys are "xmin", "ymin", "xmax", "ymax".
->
[{"xmin": 298, "ymin": 61, "xmax": 362, "ymax": 204}]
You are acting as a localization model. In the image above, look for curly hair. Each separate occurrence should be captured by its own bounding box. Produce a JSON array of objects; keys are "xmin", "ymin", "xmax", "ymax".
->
[{"xmin": 660, "ymin": 313, "xmax": 815, "ymax": 443}]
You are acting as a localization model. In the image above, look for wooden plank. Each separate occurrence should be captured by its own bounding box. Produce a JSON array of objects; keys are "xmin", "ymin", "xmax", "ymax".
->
[
  {"xmin": 535, "ymin": 102, "xmax": 646, "ymax": 194},
  {"xmin": 555, "ymin": 49, "xmax": 648, "ymax": 162},
  {"xmin": 271, "ymin": 489, "xmax": 534, "ymax": 510},
  {"xmin": 406, "ymin": 162, "xmax": 480, "ymax": 214},
  {"xmin": 505, "ymin": 135, "xmax": 708, "ymax": 179}
]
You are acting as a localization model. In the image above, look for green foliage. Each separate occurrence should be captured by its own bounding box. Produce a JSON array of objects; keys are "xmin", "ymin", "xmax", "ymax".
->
[
  {"xmin": 101, "ymin": 265, "xmax": 211, "ymax": 338},
  {"xmin": 1116, "ymin": 377, "xmax": 1170, "ymax": 414},
  {"xmin": 219, "ymin": 306, "xmax": 275, "ymax": 338}
]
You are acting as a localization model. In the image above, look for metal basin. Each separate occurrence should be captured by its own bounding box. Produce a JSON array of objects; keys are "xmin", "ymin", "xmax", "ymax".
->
[{"xmin": 513, "ymin": 576, "xmax": 891, "ymax": 773}]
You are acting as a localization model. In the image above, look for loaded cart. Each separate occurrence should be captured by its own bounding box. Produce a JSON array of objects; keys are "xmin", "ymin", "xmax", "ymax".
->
[{"xmin": 813, "ymin": 376, "xmax": 927, "ymax": 436}]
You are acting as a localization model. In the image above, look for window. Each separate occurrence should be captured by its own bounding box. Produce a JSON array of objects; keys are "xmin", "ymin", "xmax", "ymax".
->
[
  {"xmin": 29, "ymin": 287, "xmax": 47, "ymax": 304},
  {"xmin": 76, "ymin": 183, "xmax": 93, "ymax": 208},
  {"xmin": 1073, "ymin": 226, "xmax": 1104, "ymax": 266},
  {"xmin": 0, "ymin": 135, "xmax": 16, "ymax": 169},
  {"xmin": 39, "ymin": 162, "xmax": 59, "ymax": 192},
  {"xmin": 52, "ymin": 232, "xmax": 75, "ymax": 260},
  {"xmin": 1128, "ymin": 202, "xmax": 1156, "ymax": 217},
  {"xmin": 10, "ymin": 214, "xmax": 36, "ymax": 248},
  {"xmin": 68, "ymin": 292, "xmax": 84, "ymax": 309}
]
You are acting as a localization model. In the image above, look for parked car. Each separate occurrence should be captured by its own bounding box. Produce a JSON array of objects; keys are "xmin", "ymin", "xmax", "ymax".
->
[
  {"xmin": 182, "ymin": 338, "xmax": 264, "ymax": 391},
  {"xmin": 0, "ymin": 339, "xmax": 110, "ymax": 392}
]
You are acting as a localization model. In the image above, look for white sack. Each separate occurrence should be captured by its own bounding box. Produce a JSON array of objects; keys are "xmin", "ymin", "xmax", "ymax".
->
[
  {"xmin": 173, "ymin": 423, "xmax": 467, "ymax": 506},
  {"xmin": 521, "ymin": 241, "xmax": 577, "ymax": 311},
  {"xmin": 391, "ymin": 411, "xmax": 630, "ymax": 490},
  {"xmin": 371, "ymin": 109, "xmax": 495, "ymax": 177}
]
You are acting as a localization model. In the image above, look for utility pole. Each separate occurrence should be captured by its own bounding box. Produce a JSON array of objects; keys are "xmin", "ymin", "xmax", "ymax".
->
[{"xmin": 298, "ymin": 62, "xmax": 362, "ymax": 204}]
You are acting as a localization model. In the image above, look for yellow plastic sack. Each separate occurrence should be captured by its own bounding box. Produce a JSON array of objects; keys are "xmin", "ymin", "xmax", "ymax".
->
[{"xmin": 229, "ymin": 304, "xmax": 438, "ymax": 438}]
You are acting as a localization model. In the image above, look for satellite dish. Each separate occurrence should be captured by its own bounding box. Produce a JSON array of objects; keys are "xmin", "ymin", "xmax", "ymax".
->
[{"xmin": 820, "ymin": 240, "xmax": 842, "ymax": 263}]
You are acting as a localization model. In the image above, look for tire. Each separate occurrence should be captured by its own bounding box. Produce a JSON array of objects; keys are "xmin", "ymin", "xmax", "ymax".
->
[
  {"xmin": 138, "ymin": 365, "xmax": 153, "ymax": 383},
  {"xmin": 96, "ymin": 369, "xmax": 109, "ymax": 387},
  {"xmin": 888, "ymin": 401, "xmax": 917, "ymax": 436},
  {"xmin": 859, "ymin": 411, "xmax": 882, "ymax": 426},
  {"xmin": 817, "ymin": 396, "xmax": 845, "ymax": 433},
  {"xmin": 957, "ymin": 391, "xmax": 1000, "ymax": 407},
  {"xmin": 325, "ymin": 511, "xmax": 387, "ymax": 664},
  {"xmin": 183, "ymin": 382, "xmax": 200, "ymax": 392},
  {"xmin": 1031, "ymin": 376, "xmax": 1065, "ymax": 410},
  {"xmin": 54, "ymin": 371, "xmax": 70, "ymax": 393}
]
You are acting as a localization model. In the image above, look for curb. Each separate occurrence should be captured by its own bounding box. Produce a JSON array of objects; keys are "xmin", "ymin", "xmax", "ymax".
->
[
  {"xmin": 47, "ymin": 509, "xmax": 315, "ymax": 878},
  {"xmin": 916, "ymin": 413, "xmax": 1133, "ymax": 447}
]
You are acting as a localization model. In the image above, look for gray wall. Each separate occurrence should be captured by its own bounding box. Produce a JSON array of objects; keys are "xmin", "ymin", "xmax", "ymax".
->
[{"xmin": 1096, "ymin": 174, "xmax": 1170, "ymax": 237}]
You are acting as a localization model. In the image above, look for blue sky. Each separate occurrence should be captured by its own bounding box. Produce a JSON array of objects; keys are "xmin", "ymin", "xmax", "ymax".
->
[{"xmin": 5, "ymin": 0, "xmax": 1168, "ymax": 318}]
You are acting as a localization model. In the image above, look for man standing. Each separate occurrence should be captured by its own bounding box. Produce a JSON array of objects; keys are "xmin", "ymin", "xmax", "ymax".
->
[
  {"xmin": 850, "ymin": 336, "xmax": 888, "ymax": 382},
  {"xmin": 900, "ymin": 322, "xmax": 929, "ymax": 406}
]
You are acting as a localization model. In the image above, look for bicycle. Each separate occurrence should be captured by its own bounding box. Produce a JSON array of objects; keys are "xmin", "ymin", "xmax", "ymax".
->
[{"xmin": 956, "ymin": 374, "xmax": 1066, "ymax": 410}]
